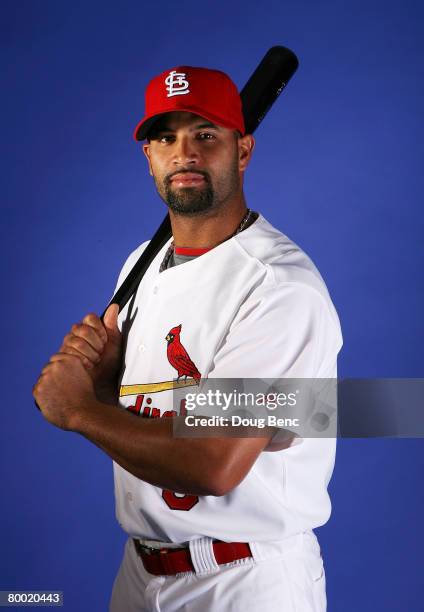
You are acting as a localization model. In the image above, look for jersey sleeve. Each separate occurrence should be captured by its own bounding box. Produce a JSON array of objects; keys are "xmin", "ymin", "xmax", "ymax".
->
[
  {"xmin": 207, "ymin": 282, "xmax": 343, "ymax": 380},
  {"xmin": 205, "ymin": 282, "xmax": 342, "ymax": 437},
  {"xmin": 111, "ymin": 240, "xmax": 150, "ymax": 332},
  {"xmin": 113, "ymin": 240, "xmax": 151, "ymax": 294}
]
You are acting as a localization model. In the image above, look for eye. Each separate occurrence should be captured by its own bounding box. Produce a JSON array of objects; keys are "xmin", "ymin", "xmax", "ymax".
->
[
  {"xmin": 197, "ymin": 132, "xmax": 216, "ymax": 140},
  {"xmin": 158, "ymin": 134, "xmax": 175, "ymax": 144}
]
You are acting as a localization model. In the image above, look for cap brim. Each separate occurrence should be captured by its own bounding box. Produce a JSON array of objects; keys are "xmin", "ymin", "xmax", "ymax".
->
[
  {"xmin": 133, "ymin": 107, "xmax": 245, "ymax": 141},
  {"xmin": 133, "ymin": 116, "xmax": 162, "ymax": 141}
]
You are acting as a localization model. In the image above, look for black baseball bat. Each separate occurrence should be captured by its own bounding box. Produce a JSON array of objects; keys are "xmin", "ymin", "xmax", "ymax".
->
[{"xmin": 101, "ymin": 45, "xmax": 299, "ymax": 319}]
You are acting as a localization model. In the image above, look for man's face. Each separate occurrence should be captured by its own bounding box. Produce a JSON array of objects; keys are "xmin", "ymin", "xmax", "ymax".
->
[{"xmin": 142, "ymin": 112, "xmax": 252, "ymax": 216}]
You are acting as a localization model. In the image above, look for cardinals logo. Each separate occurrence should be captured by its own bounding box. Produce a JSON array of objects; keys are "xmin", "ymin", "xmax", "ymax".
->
[
  {"xmin": 119, "ymin": 324, "xmax": 201, "ymax": 398},
  {"xmin": 166, "ymin": 324, "xmax": 201, "ymax": 384}
]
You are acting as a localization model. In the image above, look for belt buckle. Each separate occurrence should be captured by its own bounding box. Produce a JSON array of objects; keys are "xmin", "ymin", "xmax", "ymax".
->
[
  {"xmin": 136, "ymin": 540, "xmax": 186, "ymax": 556},
  {"xmin": 139, "ymin": 543, "xmax": 163, "ymax": 556}
]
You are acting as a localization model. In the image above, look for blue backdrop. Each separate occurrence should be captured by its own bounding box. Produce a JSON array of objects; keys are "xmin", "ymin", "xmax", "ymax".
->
[{"xmin": 1, "ymin": 1, "xmax": 423, "ymax": 610}]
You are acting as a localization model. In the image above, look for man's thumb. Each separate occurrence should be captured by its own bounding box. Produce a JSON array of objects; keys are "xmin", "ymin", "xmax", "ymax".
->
[{"xmin": 103, "ymin": 303, "xmax": 120, "ymax": 336}]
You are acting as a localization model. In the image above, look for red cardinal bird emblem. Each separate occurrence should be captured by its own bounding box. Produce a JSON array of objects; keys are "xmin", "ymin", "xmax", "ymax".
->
[{"xmin": 166, "ymin": 324, "xmax": 201, "ymax": 384}]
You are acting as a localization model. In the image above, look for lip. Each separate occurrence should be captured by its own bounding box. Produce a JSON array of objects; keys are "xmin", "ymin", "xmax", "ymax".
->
[{"xmin": 170, "ymin": 173, "xmax": 206, "ymax": 186}]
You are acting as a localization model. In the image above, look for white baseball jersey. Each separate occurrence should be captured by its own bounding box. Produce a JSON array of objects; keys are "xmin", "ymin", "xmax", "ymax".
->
[{"xmin": 113, "ymin": 213, "xmax": 343, "ymax": 546}]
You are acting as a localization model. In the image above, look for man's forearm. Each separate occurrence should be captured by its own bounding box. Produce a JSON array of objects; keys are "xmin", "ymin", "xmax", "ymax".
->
[{"xmin": 70, "ymin": 401, "xmax": 271, "ymax": 496}]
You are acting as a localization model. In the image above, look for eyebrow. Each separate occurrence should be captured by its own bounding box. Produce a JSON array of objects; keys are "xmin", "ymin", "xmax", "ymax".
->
[
  {"xmin": 153, "ymin": 121, "xmax": 220, "ymax": 133},
  {"xmin": 194, "ymin": 122, "xmax": 220, "ymax": 130}
]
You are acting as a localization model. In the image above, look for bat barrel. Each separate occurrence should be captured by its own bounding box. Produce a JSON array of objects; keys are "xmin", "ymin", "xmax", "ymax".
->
[{"xmin": 241, "ymin": 46, "xmax": 299, "ymax": 135}]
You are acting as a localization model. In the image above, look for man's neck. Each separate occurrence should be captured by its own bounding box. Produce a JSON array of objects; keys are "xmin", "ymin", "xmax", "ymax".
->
[{"xmin": 169, "ymin": 199, "xmax": 249, "ymax": 249}]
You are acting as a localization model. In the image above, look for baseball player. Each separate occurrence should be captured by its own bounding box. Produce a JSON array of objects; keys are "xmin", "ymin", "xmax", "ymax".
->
[{"xmin": 33, "ymin": 65, "xmax": 343, "ymax": 611}]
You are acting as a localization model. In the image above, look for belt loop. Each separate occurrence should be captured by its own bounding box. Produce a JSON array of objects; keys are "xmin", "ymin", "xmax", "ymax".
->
[
  {"xmin": 189, "ymin": 537, "xmax": 220, "ymax": 575},
  {"xmin": 248, "ymin": 540, "xmax": 262, "ymax": 563}
]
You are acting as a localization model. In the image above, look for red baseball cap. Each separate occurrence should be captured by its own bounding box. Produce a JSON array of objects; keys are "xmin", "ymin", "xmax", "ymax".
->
[{"xmin": 133, "ymin": 66, "xmax": 245, "ymax": 141}]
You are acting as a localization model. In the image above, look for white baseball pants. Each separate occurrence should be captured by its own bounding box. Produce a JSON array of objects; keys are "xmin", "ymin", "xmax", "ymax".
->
[{"xmin": 109, "ymin": 530, "xmax": 326, "ymax": 611}]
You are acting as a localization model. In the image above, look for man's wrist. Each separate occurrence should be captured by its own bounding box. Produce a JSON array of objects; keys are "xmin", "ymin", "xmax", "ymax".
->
[
  {"xmin": 94, "ymin": 383, "xmax": 120, "ymax": 406},
  {"xmin": 69, "ymin": 398, "xmax": 112, "ymax": 434}
]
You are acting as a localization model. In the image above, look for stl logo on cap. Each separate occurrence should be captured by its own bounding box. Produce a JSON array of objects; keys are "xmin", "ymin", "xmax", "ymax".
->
[
  {"xmin": 165, "ymin": 70, "xmax": 190, "ymax": 98},
  {"xmin": 133, "ymin": 65, "xmax": 245, "ymax": 140}
]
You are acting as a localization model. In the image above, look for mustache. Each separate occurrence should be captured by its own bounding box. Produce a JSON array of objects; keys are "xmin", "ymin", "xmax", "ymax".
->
[{"xmin": 165, "ymin": 169, "xmax": 211, "ymax": 185}]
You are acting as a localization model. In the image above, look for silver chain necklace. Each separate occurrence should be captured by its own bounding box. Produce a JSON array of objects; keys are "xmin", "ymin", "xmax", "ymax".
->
[
  {"xmin": 159, "ymin": 208, "xmax": 256, "ymax": 272},
  {"xmin": 232, "ymin": 208, "xmax": 254, "ymax": 237}
]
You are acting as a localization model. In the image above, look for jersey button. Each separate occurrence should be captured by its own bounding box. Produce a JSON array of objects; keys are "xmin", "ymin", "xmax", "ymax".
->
[
  {"xmin": 126, "ymin": 492, "xmax": 133, "ymax": 502},
  {"xmin": 138, "ymin": 344, "xmax": 146, "ymax": 353},
  {"xmin": 153, "ymin": 286, "xmax": 158, "ymax": 294}
]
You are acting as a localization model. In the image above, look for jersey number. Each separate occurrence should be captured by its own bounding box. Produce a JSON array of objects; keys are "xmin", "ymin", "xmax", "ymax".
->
[{"xmin": 162, "ymin": 490, "xmax": 199, "ymax": 511}]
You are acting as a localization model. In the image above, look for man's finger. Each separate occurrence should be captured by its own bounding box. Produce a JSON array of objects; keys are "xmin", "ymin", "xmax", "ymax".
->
[
  {"xmin": 45, "ymin": 353, "xmax": 83, "ymax": 368},
  {"xmin": 51, "ymin": 349, "xmax": 95, "ymax": 369},
  {"xmin": 68, "ymin": 323, "xmax": 106, "ymax": 353},
  {"xmin": 60, "ymin": 333, "xmax": 102, "ymax": 363},
  {"xmin": 103, "ymin": 304, "xmax": 120, "ymax": 336},
  {"xmin": 82, "ymin": 313, "xmax": 108, "ymax": 343},
  {"xmin": 41, "ymin": 362, "xmax": 55, "ymax": 375}
]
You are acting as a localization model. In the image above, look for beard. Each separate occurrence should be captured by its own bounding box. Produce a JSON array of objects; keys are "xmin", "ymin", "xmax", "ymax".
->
[
  {"xmin": 163, "ymin": 172, "xmax": 214, "ymax": 215},
  {"xmin": 155, "ymin": 160, "xmax": 240, "ymax": 216}
]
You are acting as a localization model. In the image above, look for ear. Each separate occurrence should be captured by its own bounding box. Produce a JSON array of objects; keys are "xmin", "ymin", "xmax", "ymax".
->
[
  {"xmin": 237, "ymin": 134, "xmax": 255, "ymax": 173},
  {"xmin": 142, "ymin": 143, "xmax": 154, "ymax": 176}
]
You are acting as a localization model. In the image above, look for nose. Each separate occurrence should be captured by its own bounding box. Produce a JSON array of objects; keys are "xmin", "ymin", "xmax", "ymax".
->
[{"xmin": 172, "ymin": 135, "xmax": 199, "ymax": 166}]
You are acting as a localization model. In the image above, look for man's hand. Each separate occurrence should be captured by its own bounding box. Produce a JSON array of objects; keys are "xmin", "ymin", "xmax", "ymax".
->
[
  {"xmin": 33, "ymin": 352, "xmax": 99, "ymax": 430},
  {"xmin": 58, "ymin": 304, "xmax": 123, "ymax": 404}
]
